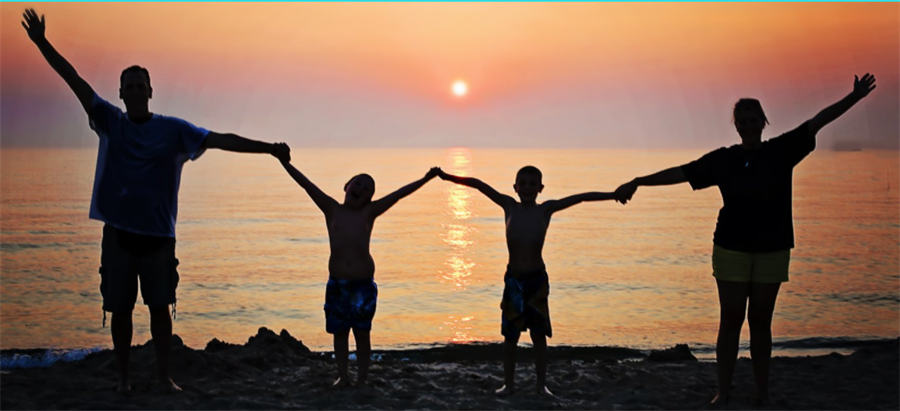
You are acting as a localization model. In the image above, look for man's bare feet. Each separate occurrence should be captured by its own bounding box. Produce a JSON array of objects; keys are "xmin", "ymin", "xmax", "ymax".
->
[
  {"xmin": 537, "ymin": 385, "xmax": 554, "ymax": 396},
  {"xmin": 332, "ymin": 376, "xmax": 353, "ymax": 389},
  {"xmin": 495, "ymin": 384, "xmax": 515, "ymax": 397},
  {"xmin": 157, "ymin": 378, "xmax": 182, "ymax": 393}
]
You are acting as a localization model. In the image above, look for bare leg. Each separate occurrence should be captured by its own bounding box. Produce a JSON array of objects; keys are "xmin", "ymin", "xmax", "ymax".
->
[
  {"xmin": 713, "ymin": 280, "xmax": 750, "ymax": 406},
  {"xmin": 748, "ymin": 282, "xmax": 781, "ymax": 405},
  {"xmin": 333, "ymin": 329, "xmax": 352, "ymax": 387},
  {"xmin": 530, "ymin": 330, "xmax": 552, "ymax": 396},
  {"xmin": 111, "ymin": 310, "xmax": 133, "ymax": 393},
  {"xmin": 149, "ymin": 305, "xmax": 181, "ymax": 392},
  {"xmin": 496, "ymin": 333, "xmax": 520, "ymax": 396},
  {"xmin": 353, "ymin": 329, "xmax": 371, "ymax": 386}
]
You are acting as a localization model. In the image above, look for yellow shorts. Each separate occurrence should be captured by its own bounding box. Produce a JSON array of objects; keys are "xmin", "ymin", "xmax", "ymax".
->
[{"xmin": 712, "ymin": 245, "xmax": 791, "ymax": 283}]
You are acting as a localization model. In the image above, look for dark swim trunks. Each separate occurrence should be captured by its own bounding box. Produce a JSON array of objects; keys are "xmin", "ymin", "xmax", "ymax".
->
[
  {"xmin": 500, "ymin": 266, "xmax": 552, "ymax": 338},
  {"xmin": 324, "ymin": 277, "xmax": 378, "ymax": 334}
]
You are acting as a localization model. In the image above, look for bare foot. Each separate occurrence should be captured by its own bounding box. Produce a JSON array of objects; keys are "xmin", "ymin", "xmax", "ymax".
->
[
  {"xmin": 495, "ymin": 384, "xmax": 515, "ymax": 397},
  {"xmin": 537, "ymin": 385, "xmax": 554, "ymax": 396},
  {"xmin": 709, "ymin": 392, "xmax": 728, "ymax": 409},
  {"xmin": 157, "ymin": 378, "xmax": 182, "ymax": 393},
  {"xmin": 117, "ymin": 380, "xmax": 132, "ymax": 394},
  {"xmin": 332, "ymin": 376, "xmax": 353, "ymax": 389},
  {"xmin": 753, "ymin": 394, "xmax": 776, "ymax": 406}
]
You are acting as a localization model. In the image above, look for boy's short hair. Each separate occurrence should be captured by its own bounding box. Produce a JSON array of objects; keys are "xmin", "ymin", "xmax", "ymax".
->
[{"xmin": 516, "ymin": 166, "xmax": 542, "ymax": 182}]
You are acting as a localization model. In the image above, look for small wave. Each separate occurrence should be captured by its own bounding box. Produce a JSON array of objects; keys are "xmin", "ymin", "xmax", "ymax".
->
[
  {"xmin": 27, "ymin": 230, "xmax": 77, "ymax": 235},
  {"xmin": 286, "ymin": 237, "xmax": 328, "ymax": 244},
  {"xmin": 286, "ymin": 236, "xmax": 391, "ymax": 244},
  {"xmin": 0, "ymin": 243, "xmax": 45, "ymax": 251},
  {"xmin": 554, "ymin": 282, "xmax": 655, "ymax": 293},
  {"xmin": 470, "ymin": 217, "xmax": 503, "ymax": 223},
  {"xmin": 0, "ymin": 241, "xmax": 96, "ymax": 253},
  {"xmin": 773, "ymin": 336, "xmax": 898, "ymax": 350},
  {"xmin": 0, "ymin": 347, "xmax": 104, "ymax": 370},
  {"xmin": 812, "ymin": 293, "xmax": 900, "ymax": 307}
]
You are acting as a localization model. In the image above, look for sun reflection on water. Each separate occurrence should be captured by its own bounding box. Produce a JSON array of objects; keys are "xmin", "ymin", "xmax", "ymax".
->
[
  {"xmin": 438, "ymin": 148, "xmax": 486, "ymax": 343},
  {"xmin": 439, "ymin": 148, "xmax": 477, "ymax": 291},
  {"xmin": 440, "ymin": 315, "xmax": 480, "ymax": 343}
]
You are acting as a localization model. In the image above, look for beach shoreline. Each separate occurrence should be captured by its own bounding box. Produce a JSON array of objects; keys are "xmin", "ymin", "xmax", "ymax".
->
[{"xmin": 1, "ymin": 327, "xmax": 897, "ymax": 410}]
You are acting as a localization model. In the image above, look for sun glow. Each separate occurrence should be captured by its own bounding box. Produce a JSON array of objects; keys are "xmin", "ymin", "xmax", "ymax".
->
[{"xmin": 451, "ymin": 80, "xmax": 468, "ymax": 97}]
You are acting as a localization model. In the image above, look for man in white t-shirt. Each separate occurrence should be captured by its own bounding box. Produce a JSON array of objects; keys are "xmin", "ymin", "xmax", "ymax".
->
[{"xmin": 22, "ymin": 9, "xmax": 291, "ymax": 392}]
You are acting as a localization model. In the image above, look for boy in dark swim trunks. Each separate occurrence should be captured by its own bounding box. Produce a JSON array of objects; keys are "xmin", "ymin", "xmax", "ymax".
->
[
  {"xmin": 438, "ymin": 166, "xmax": 624, "ymax": 396},
  {"xmin": 278, "ymin": 160, "xmax": 440, "ymax": 387}
]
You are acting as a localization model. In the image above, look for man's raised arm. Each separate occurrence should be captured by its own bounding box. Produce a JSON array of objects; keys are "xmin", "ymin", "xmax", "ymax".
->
[{"xmin": 22, "ymin": 9, "xmax": 95, "ymax": 117}]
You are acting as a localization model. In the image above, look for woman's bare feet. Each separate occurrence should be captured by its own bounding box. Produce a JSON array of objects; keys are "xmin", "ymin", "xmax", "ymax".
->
[
  {"xmin": 495, "ymin": 384, "xmax": 515, "ymax": 397},
  {"xmin": 332, "ymin": 376, "xmax": 353, "ymax": 389},
  {"xmin": 709, "ymin": 392, "xmax": 728, "ymax": 409},
  {"xmin": 752, "ymin": 394, "xmax": 776, "ymax": 406},
  {"xmin": 158, "ymin": 378, "xmax": 182, "ymax": 393}
]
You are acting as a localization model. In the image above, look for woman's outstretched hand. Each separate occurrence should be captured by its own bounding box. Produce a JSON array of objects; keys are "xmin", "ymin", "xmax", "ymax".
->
[
  {"xmin": 614, "ymin": 181, "xmax": 637, "ymax": 204},
  {"xmin": 852, "ymin": 73, "xmax": 876, "ymax": 99}
]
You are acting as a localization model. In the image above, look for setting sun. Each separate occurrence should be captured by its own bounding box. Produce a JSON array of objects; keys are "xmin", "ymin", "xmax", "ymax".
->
[{"xmin": 451, "ymin": 80, "xmax": 468, "ymax": 97}]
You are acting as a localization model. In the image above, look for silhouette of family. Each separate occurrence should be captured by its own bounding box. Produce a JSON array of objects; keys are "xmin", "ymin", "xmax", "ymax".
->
[{"xmin": 22, "ymin": 7, "xmax": 877, "ymax": 405}]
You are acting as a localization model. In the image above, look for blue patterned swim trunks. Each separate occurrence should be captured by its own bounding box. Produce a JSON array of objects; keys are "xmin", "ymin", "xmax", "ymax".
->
[
  {"xmin": 500, "ymin": 266, "xmax": 552, "ymax": 338},
  {"xmin": 324, "ymin": 277, "xmax": 378, "ymax": 334}
]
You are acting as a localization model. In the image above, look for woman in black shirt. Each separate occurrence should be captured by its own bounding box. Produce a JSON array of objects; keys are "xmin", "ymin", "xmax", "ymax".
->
[{"xmin": 615, "ymin": 74, "xmax": 876, "ymax": 406}]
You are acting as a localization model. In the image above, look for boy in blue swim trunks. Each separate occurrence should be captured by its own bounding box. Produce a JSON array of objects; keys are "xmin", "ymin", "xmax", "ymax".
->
[
  {"xmin": 438, "ymin": 166, "xmax": 624, "ymax": 396},
  {"xmin": 278, "ymin": 160, "xmax": 440, "ymax": 387}
]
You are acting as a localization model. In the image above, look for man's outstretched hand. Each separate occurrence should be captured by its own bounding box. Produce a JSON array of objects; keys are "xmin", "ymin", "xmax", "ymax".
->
[
  {"xmin": 21, "ymin": 9, "xmax": 46, "ymax": 44},
  {"xmin": 272, "ymin": 142, "xmax": 291, "ymax": 162}
]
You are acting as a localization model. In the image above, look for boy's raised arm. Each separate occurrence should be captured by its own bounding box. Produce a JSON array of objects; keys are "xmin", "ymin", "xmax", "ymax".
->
[
  {"xmin": 438, "ymin": 170, "xmax": 516, "ymax": 209},
  {"xmin": 543, "ymin": 192, "xmax": 618, "ymax": 214},
  {"xmin": 280, "ymin": 159, "xmax": 339, "ymax": 217},
  {"xmin": 368, "ymin": 167, "xmax": 440, "ymax": 218}
]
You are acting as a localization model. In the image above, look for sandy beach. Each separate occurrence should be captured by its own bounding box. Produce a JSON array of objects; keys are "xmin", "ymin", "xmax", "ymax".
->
[{"xmin": 1, "ymin": 328, "xmax": 896, "ymax": 410}]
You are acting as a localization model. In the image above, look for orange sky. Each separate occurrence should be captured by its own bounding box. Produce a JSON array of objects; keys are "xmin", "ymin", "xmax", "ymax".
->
[{"xmin": 1, "ymin": 3, "xmax": 897, "ymax": 148}]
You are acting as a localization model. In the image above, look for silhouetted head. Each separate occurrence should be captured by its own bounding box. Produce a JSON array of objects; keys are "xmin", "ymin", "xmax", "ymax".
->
[
  {"xmin": 513, "ymin": 166, "xmax": 543, "ymax": 203},
  {"xmin": 119, "ymin": 65, "xmax": 152, "ymax": 110},
  {"xmin": 732, "ymin": 98, "xmax": 768, "ymax": 145},
  {"xmin": 343, "ymin": 174, "xmax": 375, "ymax": 208}
]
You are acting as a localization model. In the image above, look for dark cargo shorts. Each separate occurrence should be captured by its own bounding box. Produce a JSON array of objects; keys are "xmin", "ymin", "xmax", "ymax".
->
[{"xmin": 99, "ymin": 224, "xmax": 179, "ymax": 312}]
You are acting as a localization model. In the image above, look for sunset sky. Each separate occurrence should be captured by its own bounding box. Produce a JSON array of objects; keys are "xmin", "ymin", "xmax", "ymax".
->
[{"xmin": 1, "ymin": 3, "xmax": 897, "ymax": 149}]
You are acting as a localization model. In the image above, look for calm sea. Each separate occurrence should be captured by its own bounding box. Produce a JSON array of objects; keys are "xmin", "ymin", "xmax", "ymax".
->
[{"xmin": 1, "ymin": 148, "xmax": 897, "ymax": 355}]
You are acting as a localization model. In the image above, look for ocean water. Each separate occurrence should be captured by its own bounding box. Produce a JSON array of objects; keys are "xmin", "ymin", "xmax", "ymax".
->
[{"xmin": 1, "ymin": 147, "xmax": 897, "ymax": 355}]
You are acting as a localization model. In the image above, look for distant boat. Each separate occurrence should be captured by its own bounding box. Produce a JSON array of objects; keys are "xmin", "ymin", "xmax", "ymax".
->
[{"xmin": 832, "ymin": 141, "xmax": 862, "ymax": 152}]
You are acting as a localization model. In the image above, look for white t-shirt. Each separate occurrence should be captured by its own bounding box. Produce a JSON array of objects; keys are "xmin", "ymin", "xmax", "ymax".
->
[{"xmin": 88, "ymin": 93, "xmax": 209, "ymax": 237}]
